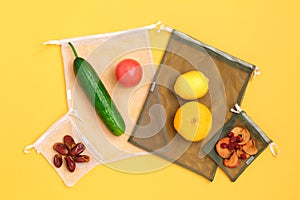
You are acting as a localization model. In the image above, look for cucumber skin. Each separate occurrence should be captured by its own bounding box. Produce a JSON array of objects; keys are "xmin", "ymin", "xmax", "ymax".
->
[{"xmin": 73, "ymin": 57, "xmax": 125, "ymax": 136}]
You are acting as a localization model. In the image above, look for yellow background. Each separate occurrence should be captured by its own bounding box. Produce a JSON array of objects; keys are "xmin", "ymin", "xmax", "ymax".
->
[{"xmin": 1, "ymin": 0, "xmax": 299, "ymax": 199}]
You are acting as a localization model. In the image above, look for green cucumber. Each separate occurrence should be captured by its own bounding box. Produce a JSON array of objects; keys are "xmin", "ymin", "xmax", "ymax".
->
[{"xmin": 68, "ymin": 42, "xmax": 125, "ymax": 136}]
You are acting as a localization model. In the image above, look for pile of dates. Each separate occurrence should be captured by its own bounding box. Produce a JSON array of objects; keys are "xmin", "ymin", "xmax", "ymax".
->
[
  {"xmin": 216, "ymin": 127, "xmax": 258, "ymax": 168},
  {"xmin": 53, "ymin": 135, "xmax": 90, "ymax": 172}
]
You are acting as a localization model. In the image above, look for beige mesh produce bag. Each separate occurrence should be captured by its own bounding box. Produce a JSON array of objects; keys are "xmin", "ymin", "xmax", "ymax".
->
[{"xmin": 24, "ymin": 23, "xmax": 161, "ymax": 186}]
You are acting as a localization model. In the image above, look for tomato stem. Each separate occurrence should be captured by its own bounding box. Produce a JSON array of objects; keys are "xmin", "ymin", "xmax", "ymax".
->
[{"xmin": 68, "ymin": 42, "xmax": 78, "ymax": 57}]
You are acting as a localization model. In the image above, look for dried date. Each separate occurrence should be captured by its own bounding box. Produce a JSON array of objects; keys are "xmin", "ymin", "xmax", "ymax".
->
[
  {"xmin": 70, "ymin": 142, "xmax": 86, "ymax": 156},
  {"xmin": 52, "ymin": 135, "xmax": 89, "ymax": 173},
  {"xmin": 63, "ymin": 135, "xmax": 76, "ymax": 151},
  {"xmin": 73, "ymin": 155, "xmax": 90, "ymax": 163},
  {"xmin": 53, "ymin": 154, "xmax": 63, "ymax": 168},
  {"xmin": 53, "ymin": 142, "xmax": 68, "ymax": 155},
  {"xmin": 65, "ymin": 156, "xmax": 76, "ymax": 172}
]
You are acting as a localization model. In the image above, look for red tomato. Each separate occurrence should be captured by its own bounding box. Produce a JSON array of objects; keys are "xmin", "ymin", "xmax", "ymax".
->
[{"xmin": 115, "ymin": 59, "xmax": 142, "ymax": 87}]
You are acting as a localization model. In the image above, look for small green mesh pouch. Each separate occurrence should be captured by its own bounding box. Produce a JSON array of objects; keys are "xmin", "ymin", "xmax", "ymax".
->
[{"xmin": 202, "ymin": 104, "xmax": 278, "ymax": 181}]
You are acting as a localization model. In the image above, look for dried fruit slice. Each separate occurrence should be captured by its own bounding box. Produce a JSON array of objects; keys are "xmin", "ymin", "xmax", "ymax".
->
[
  {"xmin": 223, "ymin": 151, "xmax": 239, "ymax": 168},
  {"xmin": 236, "ymin": 149, "xmax": 250, "ymax": 159},
  {"xmin": 238, "ymin": 128, "xmax": 251, "ymax": 145},
  {"xmin": 230, "ymin": 127, "xmax": 250, "ymax": 145},
  {"xmin": 230, "ymin": 127, "xmax": 244, "ymax": 135},
  {"xmin": 242, "ymin": 139, "xmax": 258, "ymax": 155},
  {"xmin": 216, "ymin": 137, "xmax": 234, "ymax": 158}
]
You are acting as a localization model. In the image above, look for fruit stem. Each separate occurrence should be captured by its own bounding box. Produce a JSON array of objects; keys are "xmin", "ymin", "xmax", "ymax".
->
[{"xmin": 68, "ymin": 42, "xmax": 78, "ymax": 57}]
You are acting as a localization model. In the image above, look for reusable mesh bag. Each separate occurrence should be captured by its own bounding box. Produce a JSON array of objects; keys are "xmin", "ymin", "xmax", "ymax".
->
[
  {"xmin": 129, "ymin": 30, "xmax": 262, "ymax": 181},
  {"xmin": 24, "ymin": 23, "xmax": 163, "ymax": 186},
  {"xmin": 24, "ymin": 22, "xmax": 278, "ymax": 185},
  {"xmin": 202, "ymin": 104, "xmax": 280, "ymax": 181},
  {"xmin": 24, "ymin": 112, "xmax": 99, "ymax": 187}
]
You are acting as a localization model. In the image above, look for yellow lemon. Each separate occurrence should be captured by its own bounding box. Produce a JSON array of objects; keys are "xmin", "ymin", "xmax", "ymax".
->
[
  {"xmin": 173, "ymin": 101, "xmax": 212, "ymax": 142},
  {"xmin": 174, "ymin": 70, "xmax": 209, "ymax": 100}
]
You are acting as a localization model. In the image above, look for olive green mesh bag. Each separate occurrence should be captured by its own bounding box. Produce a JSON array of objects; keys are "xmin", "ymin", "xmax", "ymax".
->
[{"xmin": 129, "ymin": 30, "xmax": 277, "ymax": 181}]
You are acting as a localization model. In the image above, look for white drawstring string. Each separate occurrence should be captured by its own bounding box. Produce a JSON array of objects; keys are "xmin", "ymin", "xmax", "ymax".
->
[
  {"xmin": 269, "ymin": 142, "xmax": 280, "ymax": 157},
  {"xmin": 230, "ymin": 103, "xmax": 243, "ymax": 114}
]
